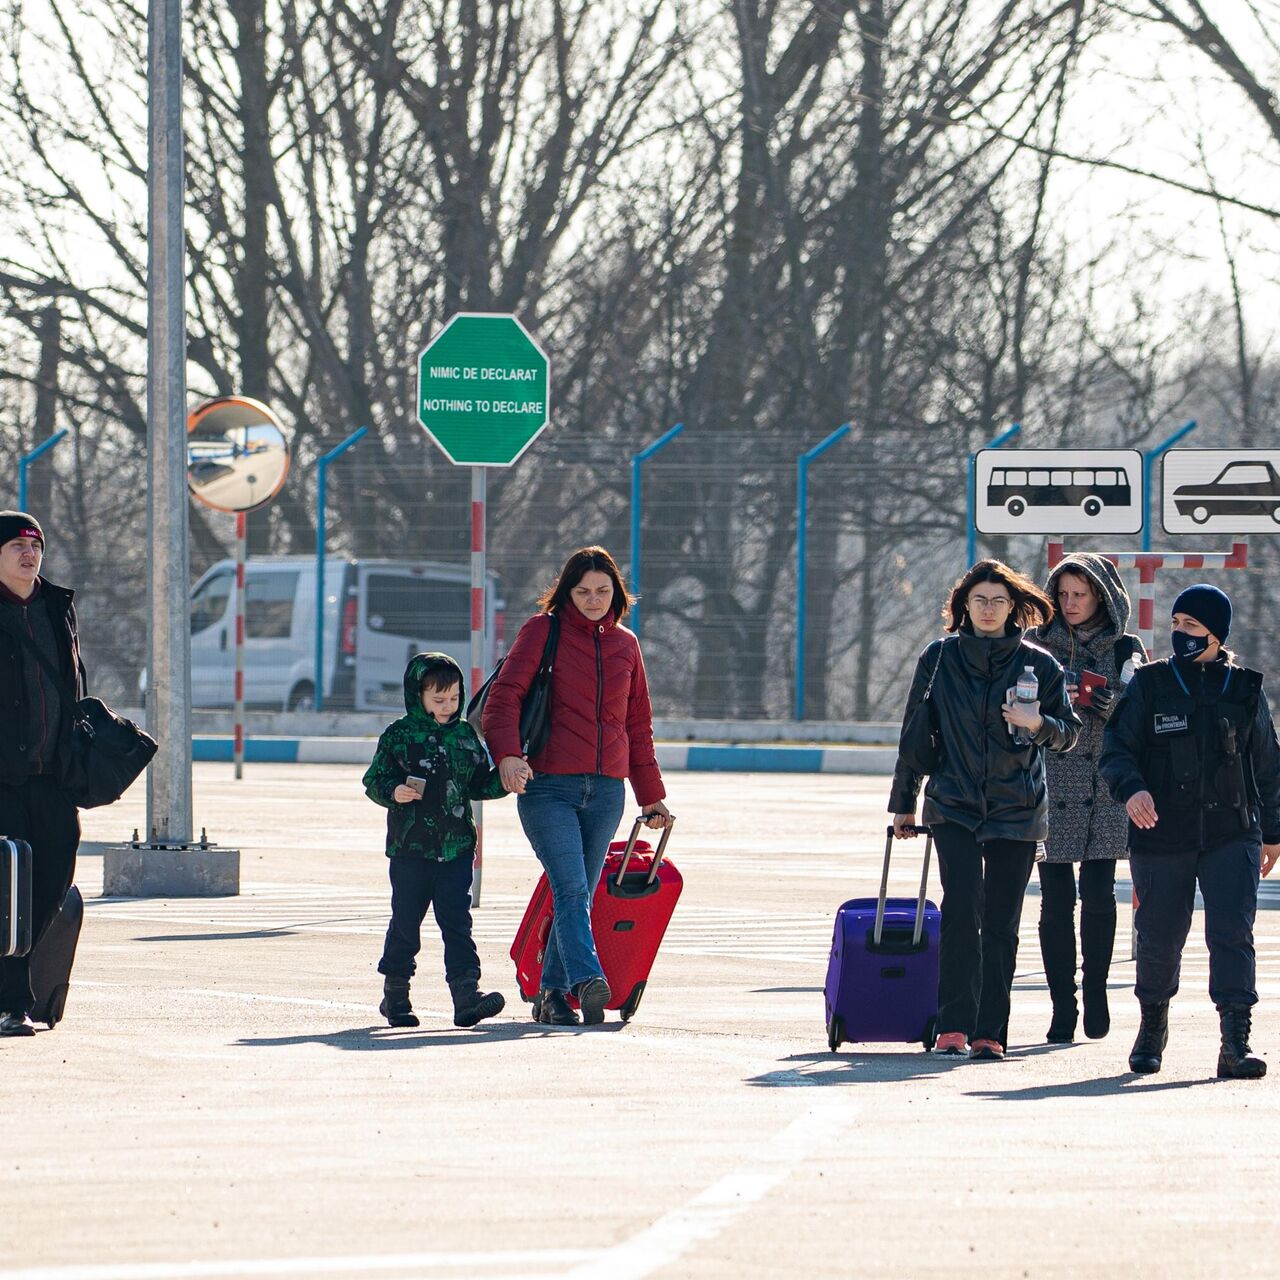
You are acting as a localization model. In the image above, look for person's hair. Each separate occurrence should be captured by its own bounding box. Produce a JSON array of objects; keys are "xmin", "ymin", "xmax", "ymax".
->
[
  {"xmin": 944, "ymin": 560, "xmax": 1054, "ymax": 633},
  {"xmin": 419, "ymin": 667, "xmax": 461, "ymax": 694},
  {"xmin": 537, "ymin": 545, "xmax": 635, "ymax": 621}
]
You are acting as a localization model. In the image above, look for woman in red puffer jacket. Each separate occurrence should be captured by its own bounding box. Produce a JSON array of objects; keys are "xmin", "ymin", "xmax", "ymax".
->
[{"xmin": 483, "ymin": 546, "xmax": 671, "ymax": 1027}]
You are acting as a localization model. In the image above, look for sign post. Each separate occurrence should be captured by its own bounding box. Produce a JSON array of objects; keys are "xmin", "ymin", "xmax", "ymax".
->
[{"xmin": 418, "ymin": 314, "xmax": 551, "ymax": 905}]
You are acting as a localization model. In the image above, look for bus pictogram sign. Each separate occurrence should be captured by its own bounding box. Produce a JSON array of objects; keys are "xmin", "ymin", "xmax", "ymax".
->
[{"xmin": 975, "ymin": 449, "xmax": 1143, "ymax": 535}]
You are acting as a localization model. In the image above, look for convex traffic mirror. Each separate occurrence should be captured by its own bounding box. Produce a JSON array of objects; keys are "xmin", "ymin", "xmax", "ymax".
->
[{"xmin": 187, "ymin": 396, "xmax": 290, "ymax": 513}]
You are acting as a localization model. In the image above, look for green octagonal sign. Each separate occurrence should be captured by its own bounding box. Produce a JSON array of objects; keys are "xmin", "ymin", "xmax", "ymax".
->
[{"xmin": 416, "ymin": 312, "xmax": 550, "ymax": 466}]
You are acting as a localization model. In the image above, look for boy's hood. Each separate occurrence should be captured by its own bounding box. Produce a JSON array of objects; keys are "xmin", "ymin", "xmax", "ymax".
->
[
  {"xmin": 1045, "ymin": 551, "xmax": 1132, "ymax": 634},
  {"xmin": 402, "ymin": 651, "xmax": 466, "ymax": 722}
]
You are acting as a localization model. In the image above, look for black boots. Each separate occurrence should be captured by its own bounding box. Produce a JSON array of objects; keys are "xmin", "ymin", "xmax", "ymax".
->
[
  {"xmin": 1128, "ymin": 1001, "xmax": 1169, "ymax": 1073},
  {"xmin": 1039, "ymin": 914, "xmax": 1078, "ymax": 1043},
  {"xmin": 449, "ymin": 976, "xmax": 506, "ymax": 1028},
  {"xmin": 574, "ymin": 976, "xmax": 611, "ymax": 1026},
  {"xmin": 1080, "ymin": 907, "xmax": 1116, "ymax": 1040},
  {"xmin": 538, "ymin": 989, "xmax": 579, "ymax": 1026},
  {"xmin": 0, "ymin": 1011, "xmax": 36, "ymax": 1037},
  {"xmin": 379, "ymin": 976, "xmax": 419, "ymax": 1028},
  {"xmin": 1217, "ymin": 1004, "xmax": 1267, "ymax": 1079}
]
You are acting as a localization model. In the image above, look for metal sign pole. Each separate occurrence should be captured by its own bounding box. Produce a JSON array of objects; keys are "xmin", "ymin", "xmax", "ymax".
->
[
  {"xmin": 471, "ymin": 466, "xmax": 487, "ymax": 907},
  {"xmin": 234, "ymin": 511, "xmax": 247, "ymax": 779},
  {"xmin": 144, "ymin": 0, "xmax": 192, "ymax": 846}
]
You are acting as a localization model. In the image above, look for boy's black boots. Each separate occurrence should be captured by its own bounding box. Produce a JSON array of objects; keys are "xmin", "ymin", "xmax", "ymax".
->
[
  {"xmin": 449, "ymin": 975, "xmax": 505, "ymax": 1028},
  {"xmin": 1128, "ymin": 1001, "xmax": 1169, "ymax": 1074},
  {"xmin": 380, "ymin": 976, "xmax": 419, "ymax": 1028},
  {"xmin": 1217, "ymin": 1005, "xmax": 1267, "ymax": 1079}
]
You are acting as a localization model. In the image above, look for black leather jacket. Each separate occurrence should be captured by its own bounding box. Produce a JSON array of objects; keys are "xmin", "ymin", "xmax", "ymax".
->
[
  {"xmin": 890, "ymin": 624, "xmax": 1081, "ymax": 842},
  {"xmin": 0, "ymin": 578, "xmax": 81, "ymax": 786}
]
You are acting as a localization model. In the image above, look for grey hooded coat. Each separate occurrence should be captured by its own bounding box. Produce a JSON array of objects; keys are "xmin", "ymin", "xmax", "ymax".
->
[{"xmin": 1034, "ymin": 553, "xmax": 1146, "ymax": 863}]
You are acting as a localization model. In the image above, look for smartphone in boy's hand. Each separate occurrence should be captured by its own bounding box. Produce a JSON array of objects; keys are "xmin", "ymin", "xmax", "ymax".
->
[{"xmin": 405, "ymin": 776, "xmax": 426, "ymax": 797}]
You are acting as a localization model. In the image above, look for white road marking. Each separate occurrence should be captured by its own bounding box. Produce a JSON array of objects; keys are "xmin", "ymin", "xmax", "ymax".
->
[
  {"xmin": 563, "ymin": 1100, "xmax": 861, "ymax": 1280},
  {"xmin": 0, "ymin": 1250, "xmax": 596, "ymax": 1280}
]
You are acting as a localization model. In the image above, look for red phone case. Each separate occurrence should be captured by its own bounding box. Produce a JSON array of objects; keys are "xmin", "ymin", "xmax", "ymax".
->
[{"xmin": 1078, "ymin": 670, "xmax": 1107, "ymax": 707}]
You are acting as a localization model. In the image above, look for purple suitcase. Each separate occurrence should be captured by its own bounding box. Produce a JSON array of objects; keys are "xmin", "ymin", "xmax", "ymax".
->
[{"xmin": 824, "ymin": 824, "xmax": 940, "ymax": 1051}]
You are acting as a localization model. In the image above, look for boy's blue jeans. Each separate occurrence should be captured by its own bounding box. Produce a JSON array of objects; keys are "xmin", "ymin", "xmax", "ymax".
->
[{"xmin": 518, "ymin": 773, "xmax": 625, "ymax": 993}]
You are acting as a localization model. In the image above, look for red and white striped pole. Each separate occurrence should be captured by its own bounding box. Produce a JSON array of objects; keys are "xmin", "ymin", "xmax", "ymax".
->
[
  {"xmin": 471, "ymin": 467, "xmax": 487, "ymax": 906},
  {"xmin": 233, "ymin": 511, "xmax": 247, "ymax": 780}
]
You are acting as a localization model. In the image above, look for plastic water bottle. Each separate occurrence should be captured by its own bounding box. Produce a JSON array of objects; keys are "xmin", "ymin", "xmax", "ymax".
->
[
  {"xmin": 1120, "ymin": 653, "xmax": 1142, "ymax": 684},
  {"xmin": 1012, "ymin": 665, "xmax": 1038, "ymax": 746}
]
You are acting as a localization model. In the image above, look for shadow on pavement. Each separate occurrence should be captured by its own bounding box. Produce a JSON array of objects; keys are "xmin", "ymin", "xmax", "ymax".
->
[
  {"xmin": 746, "ymin": 1049, "xmax": 964, "ymax": 1087},
  {"xmin": 236, "ymin": 1021, "xmax": 627, "ymax": 1050},
  {"xmin": 136, "ymin": 930, "xmax": 298, "ymax": 942},
  {"xmin": 965, "ymin": 1072, "xmax": 1220, "ymax": 1100}
]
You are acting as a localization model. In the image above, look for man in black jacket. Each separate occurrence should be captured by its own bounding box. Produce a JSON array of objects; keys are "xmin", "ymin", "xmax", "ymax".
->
[
  {"xmin": 1100, "ymin": 585, "xmax": 1280, "ymax": 1079},
  {"xmin": 0, "ymin": 511, "xmax": 81, "ymax": 1036}
]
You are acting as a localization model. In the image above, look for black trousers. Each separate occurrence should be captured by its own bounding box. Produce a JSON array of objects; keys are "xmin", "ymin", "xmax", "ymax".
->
[
  {"xmin": 1130, "ymin": 836, "xmax": 1259, "ymax": 1007},
  {"xmin": 0, "ymin": 776, "xmax": 80, "ymax": 1016},
  {"xmin": 377, "ymin": 854, "xmax": 481, "ymax": 984},
  {"xmin": 934, "ymin": 824, "xmax": 1037, "ymax": 1043}
]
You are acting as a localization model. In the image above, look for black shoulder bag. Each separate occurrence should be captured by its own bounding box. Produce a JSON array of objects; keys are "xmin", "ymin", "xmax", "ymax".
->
[
  {"xmin": 897, "ymin": 639, "xmax": 949, "ymax": 776},
  {"xmin": 466, "ymin": 613, "xmax": 560, "ymax": 757},
  {"xmin": 12, "ymin": 630, "xmax": 158, "ymax": 809}
]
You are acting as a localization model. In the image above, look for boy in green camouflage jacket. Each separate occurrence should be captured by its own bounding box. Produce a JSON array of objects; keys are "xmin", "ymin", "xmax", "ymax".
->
[{"xmin": 363, "ymin": 652, "xmax": 509, "ymax": 1029}]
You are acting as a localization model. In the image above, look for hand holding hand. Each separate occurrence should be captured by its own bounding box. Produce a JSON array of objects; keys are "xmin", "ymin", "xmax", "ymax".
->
[
  {"xmin": 499, "ymin": 756, "xmax": 533, "ymax": 795},
  {"xmin": 641, "ymin": 800, "xmax": 672, "ymax": 829},
  {"xmin": 1126, "ymin": 790, "xmax": 1159, "ymax": 829}
]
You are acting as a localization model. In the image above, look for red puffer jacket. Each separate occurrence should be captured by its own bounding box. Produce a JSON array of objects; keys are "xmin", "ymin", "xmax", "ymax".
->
[{"xmin": 482, "ymin": 602, "xmax": 665, "ymax": 805}]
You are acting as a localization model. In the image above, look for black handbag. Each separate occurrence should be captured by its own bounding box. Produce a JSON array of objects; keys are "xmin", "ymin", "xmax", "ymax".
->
[
  {"xmin": 467, "ymin": 614, "xmax": 560, "ymax": 756},
  {"xmin": 898, "ymin": 639, "xmax": 949, "ymax": 776},
  {"xmin": 13, "ymin": 630, "xmax": 157, "ymax": 810}
]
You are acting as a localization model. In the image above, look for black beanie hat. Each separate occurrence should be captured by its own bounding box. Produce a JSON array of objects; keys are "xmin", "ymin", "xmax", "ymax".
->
[
  {"xmin": 1172, "ymin": 583, "xmax": 1231, "ymax": 644},
  {"xmin": 0, "ymin": 511, "xmax": 44, "ymax": 550}
]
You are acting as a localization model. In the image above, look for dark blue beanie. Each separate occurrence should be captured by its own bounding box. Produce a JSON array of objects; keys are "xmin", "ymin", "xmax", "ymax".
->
[{"xmin": 1172, "ymin": 584, "xmax": 1231, "ymax": 643}]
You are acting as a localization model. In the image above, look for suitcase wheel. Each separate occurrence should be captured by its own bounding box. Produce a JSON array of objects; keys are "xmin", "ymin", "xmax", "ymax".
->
[
  {"xmin": 827, "ymin": 1015, "xmax": 843, "ymax": 1053},
  {"xmin": 923, "ymin": 1016, "xmax": 938, "ymax": 1051},
  {"xmin": 619, "ymin": 981, "xmax": 646, "ymax": 1022}
]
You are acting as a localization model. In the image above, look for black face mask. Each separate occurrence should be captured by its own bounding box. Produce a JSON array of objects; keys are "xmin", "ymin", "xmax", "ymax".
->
[{"xmin": 1171, "ymin": 629, "xmax": 1211, "ymax": 660}]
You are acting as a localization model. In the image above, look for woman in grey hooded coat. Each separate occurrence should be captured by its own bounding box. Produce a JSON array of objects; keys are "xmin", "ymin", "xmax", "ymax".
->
[{"xmin": 1033, "ymin": 552, "xmax": 1145, "ymax": 1042}]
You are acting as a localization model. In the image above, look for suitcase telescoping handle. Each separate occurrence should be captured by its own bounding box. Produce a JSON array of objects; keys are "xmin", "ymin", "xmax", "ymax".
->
[
  {"xmin": 875, "ymin": 824, "xmax": 932, "ymax": 948},
  {"xmin": 614, "ymin": 815, "xmax": 676, "ymax": 889}
]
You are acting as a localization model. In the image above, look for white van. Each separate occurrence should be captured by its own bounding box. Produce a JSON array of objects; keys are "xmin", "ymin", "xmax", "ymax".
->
[{"xmin": 184, "ymin": 556, "xmax": 504, "ymax": 711}]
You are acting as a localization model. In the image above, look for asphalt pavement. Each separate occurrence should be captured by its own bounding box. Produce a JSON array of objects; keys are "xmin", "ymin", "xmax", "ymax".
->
[{"xmin": 2, "ymin": 765, "xmax": 1277, "ymax": 1280}]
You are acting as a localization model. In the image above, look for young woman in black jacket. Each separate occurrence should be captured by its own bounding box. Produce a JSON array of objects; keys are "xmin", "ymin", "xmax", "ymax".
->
[{"xmin": 890, "ymin": 560, "xmax": 1081, "ymax": 1060}]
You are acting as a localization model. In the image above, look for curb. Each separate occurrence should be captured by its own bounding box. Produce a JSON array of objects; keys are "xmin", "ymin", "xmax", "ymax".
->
[{"xmin": 191, "ymin": 737, "xmax": 898, "ymax": 774}]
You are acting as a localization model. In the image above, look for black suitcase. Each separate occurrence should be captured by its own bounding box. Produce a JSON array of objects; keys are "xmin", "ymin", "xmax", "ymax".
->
[
  {"xmin": 1, "ymin": 837, "xmax": 34, "ymax": 958},
  {"xmin": 30, "ymin": 885, "xmax": 84, "ymax": 1028}
]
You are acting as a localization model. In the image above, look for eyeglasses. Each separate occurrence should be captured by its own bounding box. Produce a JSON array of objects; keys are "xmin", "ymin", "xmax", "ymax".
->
[{"xmin": 969, "ymin": 595, "xmax": 1012, "ymax": 611}]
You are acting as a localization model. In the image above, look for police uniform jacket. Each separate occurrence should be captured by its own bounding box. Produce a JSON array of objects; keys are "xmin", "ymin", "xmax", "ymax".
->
[
  {"xmin": 1099, "ymin": 653, "xmax": 1280, "ymax": 855},
  {"xmin": 889, "ymin": 623, "xmax": 1081, "ymax": 843}
]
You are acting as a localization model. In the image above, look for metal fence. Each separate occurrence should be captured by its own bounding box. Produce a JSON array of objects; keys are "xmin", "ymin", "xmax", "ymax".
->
[{"xmin": 9, "ymin": 427, "xmax": 1280, "ymax": 724}]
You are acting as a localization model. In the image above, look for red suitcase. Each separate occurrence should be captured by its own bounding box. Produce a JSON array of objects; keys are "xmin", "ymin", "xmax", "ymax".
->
[{"xmin": 511, "ymin": 816, "xmax": 681, "ymax": 1021}]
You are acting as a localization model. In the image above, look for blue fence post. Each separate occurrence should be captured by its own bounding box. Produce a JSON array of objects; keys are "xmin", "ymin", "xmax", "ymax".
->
[
  {"xmin": 314, "ymin": 427, "xmax": 368, "ymax": 711},
  {"xmin": 1142, "ymin": 420, "xmax": 1197, "ymax": 551},
  {"xmin": 630, "ymin": 422, "xmax": 684, "ymax": 641},
  {"xmin": 966, "ymin": 422, "xmax": 1022, "ymax": 567},
  {"xmin": 17, "ymin": 429, "xmax": 68, "ymax": 511},
  {"xmin": 795, "ymin": 423, "xmax": 851, "ymax": 721}
]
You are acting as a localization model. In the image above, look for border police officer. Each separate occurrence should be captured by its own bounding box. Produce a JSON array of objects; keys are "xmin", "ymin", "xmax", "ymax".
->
[{"xmin": 1100, "ymin": 585, "xmax": 1280, "ymax": 1078}]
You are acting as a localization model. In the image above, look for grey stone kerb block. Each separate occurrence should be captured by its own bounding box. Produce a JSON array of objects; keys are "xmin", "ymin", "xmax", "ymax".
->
[{"xmin": 102, "ymin": 842, "xmax": 240, "ymax": 897}]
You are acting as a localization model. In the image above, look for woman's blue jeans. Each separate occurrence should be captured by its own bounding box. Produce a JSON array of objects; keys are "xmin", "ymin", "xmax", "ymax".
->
[{"xmin": 518, "ymin": 773, "xmax": 625, "ymax": 993}]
